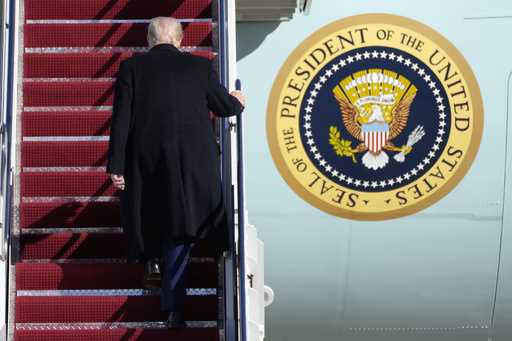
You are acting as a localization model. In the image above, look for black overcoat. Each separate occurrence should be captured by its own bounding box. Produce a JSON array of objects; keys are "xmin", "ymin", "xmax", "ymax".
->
[{"xmin": 106, "ymin": 43, "xmax": 244, "ymax": 262}]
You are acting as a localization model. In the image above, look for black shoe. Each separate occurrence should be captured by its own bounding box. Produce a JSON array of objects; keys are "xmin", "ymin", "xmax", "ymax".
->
[
  {"xmin": 166, "ymin": 311, "xmax": 187, "ymax": 328},
  {"xmin": 143, "ymin": 258, "xmax": 161, "ymax": 282}
]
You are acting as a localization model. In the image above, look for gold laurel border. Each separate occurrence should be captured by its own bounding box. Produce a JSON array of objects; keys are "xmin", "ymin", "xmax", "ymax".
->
[{"xmin": 265, "ymin": 13, "xmax": 484, "ymax": 220}]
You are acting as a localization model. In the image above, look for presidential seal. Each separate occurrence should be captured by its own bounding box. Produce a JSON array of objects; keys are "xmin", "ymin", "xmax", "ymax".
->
[{"xmin": 266, "ymin": 14, "xmax": 483, "ymax": 220}]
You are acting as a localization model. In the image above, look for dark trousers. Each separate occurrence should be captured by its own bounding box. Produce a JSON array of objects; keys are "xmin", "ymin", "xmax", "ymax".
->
[{"xmin": 160, "ymin": 238, "xmax": 195, "ymax": 313}]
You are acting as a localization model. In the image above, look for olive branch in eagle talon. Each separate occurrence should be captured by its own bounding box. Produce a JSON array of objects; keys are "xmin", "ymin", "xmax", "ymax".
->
[{"xmin": 328, "ymin": 126, "xmax": 364, "ymax": 163}]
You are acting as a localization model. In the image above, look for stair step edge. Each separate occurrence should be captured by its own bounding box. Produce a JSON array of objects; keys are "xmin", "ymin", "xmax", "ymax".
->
[
  {"xmin": 26, "ymin": 19, "xmax": 213, "ymax": 24},
  {"xmin": 16, "ymin": 288, "xmax": 217, "ymax": 296},
  {"xmin": 22, "ymin": 227, "xmax": 122, "ymax": 234},
  {"xmin": 19, "ymin": 257, "xmax": 216, "ymax": 264},
  {"xmin": 15, "ymin": 321, "xmax": 218, "ymax": 330}
]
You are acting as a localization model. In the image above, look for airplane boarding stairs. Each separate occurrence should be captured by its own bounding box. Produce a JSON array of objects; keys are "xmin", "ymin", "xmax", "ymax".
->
[{"xmin": 2, "ymin": 0, "xmax": 270, "ymax": 340}]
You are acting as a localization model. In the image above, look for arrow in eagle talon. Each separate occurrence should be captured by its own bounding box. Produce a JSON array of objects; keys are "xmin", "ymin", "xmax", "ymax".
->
[{"xmin": 393, "ymin": 125, "xmax": 425, "ymax": 163}]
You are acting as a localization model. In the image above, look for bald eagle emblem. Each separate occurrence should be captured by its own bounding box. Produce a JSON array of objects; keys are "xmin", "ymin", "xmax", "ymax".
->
[{"xmin": 329, "ymin": 69, "xmax": 426, "ymax": 170}]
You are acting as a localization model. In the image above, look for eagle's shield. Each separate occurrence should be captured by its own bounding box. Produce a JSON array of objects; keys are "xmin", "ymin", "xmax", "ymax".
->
[{"xmin": 361, "ymin": 123, "xmax": 389, "ymax": 153}]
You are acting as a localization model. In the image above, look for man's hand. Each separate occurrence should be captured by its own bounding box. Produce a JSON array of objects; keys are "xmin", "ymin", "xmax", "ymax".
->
[
  {"xmin": 110, "ymin": 173, "xmax": 125, "ymax": 190},
  {"xmin": 230, "ymin": 90, "xmax": 246, "ymax": 107}
]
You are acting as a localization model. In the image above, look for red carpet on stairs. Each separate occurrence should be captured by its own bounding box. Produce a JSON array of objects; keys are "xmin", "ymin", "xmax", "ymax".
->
[
  {"xmin": 24, "ymin": 0, "xmax": 213, "ymax": 20},
  {"xmin": 15, "ymin": 296, "xmax": 218, "ymax": 323},
  {"xmin": 15, "ymin": 1, "xmax": 221, "ymax": 340},
  {"xmin": 20, "ymin": 232, "xmax": 215, "ymax": 259},
  {"xmin": 20, "ymin": 201, "xmax": 120, "ymax": 228},
  {"xmin": 24, "ymin": 51, "xmax": 214, "ymax": 79},
  {"xmin": 16, "ymin": 263, "xmax": 217, "ymax": 290},
  {"xmin": 24, "ymin": 23, "xmax": 213, "ymax": 48},
  {"xmin": 21, "ymin": 172, "xmax": 118, "ymax": 197},
  {"xmin": 22, "ymin": 141, "xmax": 111, "ymax": 167},
  {"xmin": 23, "ymin": 81, "xmax": 116, "ymax": 107}
]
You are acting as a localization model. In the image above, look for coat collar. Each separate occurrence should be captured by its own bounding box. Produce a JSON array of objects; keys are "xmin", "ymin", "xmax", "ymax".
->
[{"xmin": 149, "ymin": 43, "xmax": 181, "ymax": 53}]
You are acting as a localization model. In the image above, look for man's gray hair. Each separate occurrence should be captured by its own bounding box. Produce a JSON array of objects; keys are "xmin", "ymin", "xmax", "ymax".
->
[{"xmin": 147, "ymin": 17, "xmax": 183, "ymax": 47}]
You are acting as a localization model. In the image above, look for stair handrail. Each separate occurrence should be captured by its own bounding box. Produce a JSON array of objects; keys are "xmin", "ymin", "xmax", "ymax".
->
[
  {"xmin": 0, "ymin": 0, "xmax": 14, "ymax": 263},
  {"xmin": 218, "ymin": 0, "xmax": 248, "ymax": 340},
  {"xmin": 0, "ymin": 9, "xmax": 6, "ymax": 262},
  {"xmin": 235, "ymin": 78, "xmax": 248, "ymax": 341}
]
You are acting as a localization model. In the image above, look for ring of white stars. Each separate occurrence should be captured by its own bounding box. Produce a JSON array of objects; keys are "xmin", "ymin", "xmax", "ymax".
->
[{"xmin": 302, "ymin": 49, "xmax": 448, "ymax": 190}]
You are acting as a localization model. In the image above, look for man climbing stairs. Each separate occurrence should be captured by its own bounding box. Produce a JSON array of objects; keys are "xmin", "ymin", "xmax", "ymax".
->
[{"xmin": 12, "ymin": 0, "xmax": 227, "ymax": 339}]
